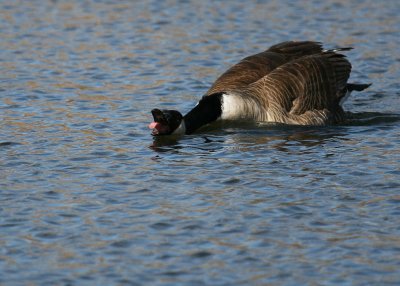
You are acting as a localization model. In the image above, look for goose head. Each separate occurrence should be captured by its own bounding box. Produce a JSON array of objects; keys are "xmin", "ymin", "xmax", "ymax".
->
[{"xmin": 149, "ymin": 108, "xmax": 183, "ymax": 136}]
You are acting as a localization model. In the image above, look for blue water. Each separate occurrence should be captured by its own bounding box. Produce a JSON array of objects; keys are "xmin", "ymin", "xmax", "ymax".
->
[{"xmin": 1, "ymin": 1, "xmax": 400, "ymax": 285}]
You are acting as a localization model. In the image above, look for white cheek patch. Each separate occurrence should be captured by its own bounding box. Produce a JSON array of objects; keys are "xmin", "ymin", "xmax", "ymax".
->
[{"xmin": 172, "ymin": 121, "xmax": 186, "ymax": 135}]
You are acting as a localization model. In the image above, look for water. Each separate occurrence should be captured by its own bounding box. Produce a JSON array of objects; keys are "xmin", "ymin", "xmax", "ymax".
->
[{"xmin": 1, "ymin": 0, "xmax": 400, "ymax": 285}]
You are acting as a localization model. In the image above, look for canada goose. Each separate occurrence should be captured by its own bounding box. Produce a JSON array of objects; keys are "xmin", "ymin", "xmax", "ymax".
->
[{"xmin": 149, "ymin": 41, "xmax": 370, "ymax": 136}]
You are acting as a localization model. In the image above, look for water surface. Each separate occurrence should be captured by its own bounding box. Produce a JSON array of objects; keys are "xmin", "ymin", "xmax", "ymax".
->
[{"xmin": 1, "ymin": 1, "xmax": 400, "ymax": 285}]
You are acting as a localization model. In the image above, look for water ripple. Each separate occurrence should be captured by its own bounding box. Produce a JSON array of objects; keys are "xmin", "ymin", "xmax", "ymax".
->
[{"xmin": 1, "ymin": 0, "xmax": 400, "ymax": 285}]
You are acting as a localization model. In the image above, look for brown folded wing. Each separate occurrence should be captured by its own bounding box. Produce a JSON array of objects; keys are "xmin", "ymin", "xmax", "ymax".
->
[
  {"xmin": 244, "ymin": 52, "xmax": 352, "ymax": 124},
  {"xmin": 205, "ymin": 41, "xmax": 324, "ymax": 95}
]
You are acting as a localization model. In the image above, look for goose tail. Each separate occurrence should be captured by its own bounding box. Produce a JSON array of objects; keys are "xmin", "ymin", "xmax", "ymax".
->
[
  {"xmin": 346, "ymin": 83, "xmax": 372, "ymax": 92},
  {"xmin": 339, "ymin": 83, "xmax": 371, "ymax": 107}
]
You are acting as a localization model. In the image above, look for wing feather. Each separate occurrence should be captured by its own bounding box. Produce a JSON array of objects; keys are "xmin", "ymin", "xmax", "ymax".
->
[
  {"xmin": 206, "ymin": 41, "xmax": 324, "ymax": 95},
  {"xmin": 245, "ymin": 52, "xmax": 352, "ymax": 116}
]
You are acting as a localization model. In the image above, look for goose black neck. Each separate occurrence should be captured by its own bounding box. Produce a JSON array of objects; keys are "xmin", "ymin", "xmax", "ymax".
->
[{"xmin": 183, "ymin": 92, "xmax": 223, "ymax": 134}]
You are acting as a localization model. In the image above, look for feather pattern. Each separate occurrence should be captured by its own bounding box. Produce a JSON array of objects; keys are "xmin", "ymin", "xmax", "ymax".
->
[
  {"xmin": 206, "ymin": 41, "xmax": 324, "ymax": 95},
  {"xmin": 149, "ymin": 41, "xmax": 370, "ymax": 136},
  {"xmin": 206, "ymin": 41, "xmax": 362, "ymax": 125}
]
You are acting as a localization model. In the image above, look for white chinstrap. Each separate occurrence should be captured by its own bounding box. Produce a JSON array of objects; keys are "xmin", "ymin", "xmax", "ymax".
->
[{"xmin": 172, "ymin": 120, "xmax": 186, "ymax": 135}]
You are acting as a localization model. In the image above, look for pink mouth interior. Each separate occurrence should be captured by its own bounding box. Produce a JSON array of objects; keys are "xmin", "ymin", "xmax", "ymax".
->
[
  {"xmin": 148, "ymin": 122, "xmax": 160, "ymax": 129},
  {"xmin": 149, "ymin": 122, "xmax": 169, "ymax": 134}
]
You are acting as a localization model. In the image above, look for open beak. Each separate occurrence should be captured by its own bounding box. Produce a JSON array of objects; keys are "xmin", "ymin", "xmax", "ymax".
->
[{"xmin": 149, "ymin": 109, "xmax": 170, "ymax": 135}]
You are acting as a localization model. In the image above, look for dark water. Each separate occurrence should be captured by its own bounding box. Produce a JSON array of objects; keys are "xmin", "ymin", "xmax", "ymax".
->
[{"xmin": 1, "ymin": 1, "xmax": 400, "ymax": 285}]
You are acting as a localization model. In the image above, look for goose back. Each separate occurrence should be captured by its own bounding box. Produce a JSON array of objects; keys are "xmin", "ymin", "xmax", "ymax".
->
[
  {"xmin": 240, "ymin": 51, "xmax": 352, "ymax": 124},
  {"xmin": 206, "ymin": 41, "xmax": 324, "ymax": 95}
]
